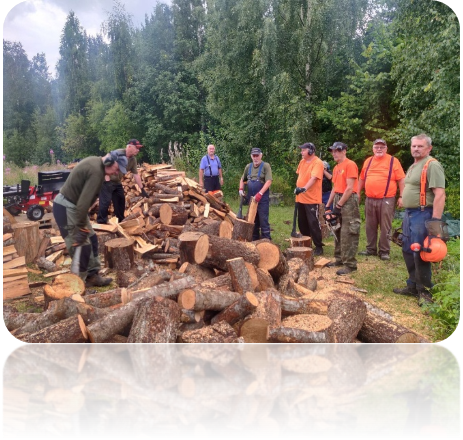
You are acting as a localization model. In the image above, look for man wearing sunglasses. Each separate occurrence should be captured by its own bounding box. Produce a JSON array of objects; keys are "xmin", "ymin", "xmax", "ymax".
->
[
  {"xmin": 358, "ymin": 139, "xmax": 405, "ymax": 261},
  {"xmin": 239, "ymin": 148, "xmax": 273, "ymax": 240},
  {"xmin": 326, "ymin": 142, "xmax": 361, "ymax": 275},
  {"xmin": 97, "ymin": 139, "xmax": 149, "ymax": 224}
]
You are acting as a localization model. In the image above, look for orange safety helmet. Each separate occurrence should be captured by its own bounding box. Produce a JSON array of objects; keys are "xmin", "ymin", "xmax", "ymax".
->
[
  {"xmin": 420, "ymin": 425, "xmax": 448, "ymax": 438},
  {"xmin": 420, "ymin": 236, "xmax": 447, "ymax": 262}
]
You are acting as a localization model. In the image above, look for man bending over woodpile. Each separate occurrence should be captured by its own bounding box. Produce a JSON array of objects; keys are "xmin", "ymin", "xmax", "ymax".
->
[{"xmin": 53, "ymin": 151, "xmax": 128, "ymax": 287}]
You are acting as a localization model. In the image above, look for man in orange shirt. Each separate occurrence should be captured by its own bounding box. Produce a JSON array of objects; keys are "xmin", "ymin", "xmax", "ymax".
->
[
  {"xmin": 358, "ymin": 139, "xmax": 405, "ymax": 260},
  {"xmin": 294, "ymin": 142, "xmax": 325, "ymax": 256},
  {"xmin": 326, "ymin": 142, "xmax": 361, "ymax": 275}
]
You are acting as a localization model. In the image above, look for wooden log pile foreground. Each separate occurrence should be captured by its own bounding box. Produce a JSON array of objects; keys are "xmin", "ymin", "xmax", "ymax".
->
[{"xmin": 3, "ymin": 163, "xmax": 429, "ymax": 344}]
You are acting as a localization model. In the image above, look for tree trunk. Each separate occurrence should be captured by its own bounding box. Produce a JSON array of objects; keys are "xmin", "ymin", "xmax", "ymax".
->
[
  {"xmin": 19, "ymin": 315, "xmax": 88, "ymax": 343},
  {"xmin": 179, "ymin": 321, "xmax": 239, "ymax": 343},
  {"xmin": 178, "ymin": 288, "xmax": 241, "ymax": 311},
  {"xmin": 104, "ymin": 238, "xmax": 135, "ymax": 270},
  {"xmin": 81, "ymin": 288, "xmax": 125, "ymax": 308},
  {"xmin": 289, "ymin": 236, "xmax": 312, "ymax": 248},
  {"xmin": 178, "ymin": 262, "xmax": 216, "ymax": 283},
  {"xmin": 210, "ymin": 292, "xmax": 259, "ymax": 326},
  {"xmin": 159, "ymin": 203, "xmax": 189, "ymax": 225},
  {"xmin": 202, "ymin": 235, "xmax": 260, "ymax": 272},
  {"xmin": 268, "ymin": 314, "xmax": 335, "ymax": 343},
  {"xmin": 280, "ymin": 294, "xmax": 329, "ymax": 315},
  {"xmin": 43, "ymin": 274, "xmax": 85, "ymax": 310}
]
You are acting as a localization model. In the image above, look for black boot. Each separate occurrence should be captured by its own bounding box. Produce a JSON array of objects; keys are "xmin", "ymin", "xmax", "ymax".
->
[{"xmin": 85, "ymin": 274, "xmax": 112, "ymax": 287}]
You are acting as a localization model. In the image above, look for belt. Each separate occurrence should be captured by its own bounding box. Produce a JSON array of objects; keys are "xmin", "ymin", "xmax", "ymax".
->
[{"xmin": 204, "ymin": 175, "xmax": 218, "ymax": 178}]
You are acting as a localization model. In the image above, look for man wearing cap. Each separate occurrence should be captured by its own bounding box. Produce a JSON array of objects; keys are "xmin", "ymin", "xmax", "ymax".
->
[
  {"xmin": 294, "ymin": 142, "xmax": 325, "ymax": 256},
  {"xmin": 239, "ymin": 148, "xmax": 273, "ymax": 240},
  {"xmin": 326, "ymin": 142, "xmax": 361, "ymax": 275},
  {"xmin": 358, "ymin": 139, "xmax": 405, "ymax": 261},
  {"xmin": 199, "ymin": 144, "xmax": 224, "ymax": 193},
  {"xmin": 97, "ymin": 139, "xmax": 148, "ymax": 224},
  {"xmin": 53, "ymin": 151, "xmax": 128, "ymax": 287}
]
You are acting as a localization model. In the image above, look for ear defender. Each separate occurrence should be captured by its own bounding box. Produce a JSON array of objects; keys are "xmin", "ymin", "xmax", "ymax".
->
[{"xmin": 103, "ymin": 152, "xmax": 117, "ymax": 166}]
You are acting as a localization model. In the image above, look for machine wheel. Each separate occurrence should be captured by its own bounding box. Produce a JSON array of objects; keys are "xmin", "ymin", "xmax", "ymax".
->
[
  {"xmin": 27, "ymin": 204, "xmax": 45, "ymax": 221},
  {"xmin": 6, "ymin": 206, "xmax": 22, "ymax": 216}
]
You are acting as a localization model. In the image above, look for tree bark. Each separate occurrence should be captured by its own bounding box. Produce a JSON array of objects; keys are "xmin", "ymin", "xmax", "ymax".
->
[
  {"xmin": 159, "ymin": 203, "xmax": 189, "ymax": 225},
  {"xmin": 177, "ymin": 288, "xmax": 241, "ymax": 311},
  {"xmin": 285, "ymin": 247, "xmax": 314, "ymax": 270},
  {"xmin": 35, "ymin": 256, "xmax": 58, "ymax": 272},
  {"xmin": 268, "ymin": 314, "xmax": 335, "ymax": 343},
  {"xmin": 231, "ymin": 218, "xmax": 254, "ymax": 242},
  {"xmin": 202, "ymin": 235, "xmax": 260, "ymax": 272},
  {"xmin": 19, "ymin": 315, "xmax": 88, "ymax": 343},
  {"xmin": 210, "ymin": 292, "xmax": 259, "ymax": 326},
  {"xmin": 226, "ymin": 257, "xmax": 254, "ymax": 294},
  {"xmin": 256, "ymin": 268, "xmax": 275, "ymax": 291}
]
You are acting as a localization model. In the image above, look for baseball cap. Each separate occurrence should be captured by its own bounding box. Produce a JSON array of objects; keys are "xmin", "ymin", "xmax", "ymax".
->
[
  {"xmin": 373, "ymin": 138, "xmax": 387, "ymax": 146},
  {"xmin": 328, "ymin": 142, "xmax": 348, "ymax": 151},
  {"xmin": 128, "ymin": 139, "xmax": 143, "ymax": 148},
  {"xmin": 251, "ymin": 148, "xmax": 262, "ymax": 155},
  {"xmin": 108, "ymin": 150, "xmax": 128, "ymax": 174}
]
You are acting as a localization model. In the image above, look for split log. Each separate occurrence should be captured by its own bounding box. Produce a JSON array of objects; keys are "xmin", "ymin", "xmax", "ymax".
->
[
  {"xmin": 210, "ymin": 292, "xmax": 259, "ymax": 326},
  {"xmin": 246, "ymin": 197, "xmax": 258, "ymax": 223},
  {"xmin": 226, "ymin": 257, "xmax": 253, "ymax": 294},
  {"xmin": 202, "ymin": 235, "xmax": 260, "ymax": 272},
  {"xmin": 231, "ymin": 218, "xmax": 254, "ymax": 242},
  {"xmin": 245, "ymin": 262, "xmax": 260, "ymax": 292},
  {"xmin": 12, "ymin": 221, "xmax": 40, "ymax": 263},
  {"xmin": 35, "ymin": 257, "xmax": 58, "ymax": 272},
  {"xmin": 104, "ymin": 238, "xmax": 135, "ymax": 270},
  {"xmin": 178, "ymin": 232, "xmax": 209, "ymax": 265},
  {"xmin": 297, "ymin": 262, "xmax": 317, "ymax": 291},
  {"xmin": 86, "ymin": 275, "xmax": 195, "ymax": 342},
  {"xmin": 81, "ymin": 288, "xmax": 125, "ymax": 308},
  {"xmin": 159, "ymin": 203, "xmax": 189, "ymax": 225},
  {"xmin": 36, "ymin": 236, "xmax": 51, "ymax": 259},
  {"xmin": 178, "ymin": 288, "xmax": 241, "ymax": 312},
  {"xmin": 181, "ymin": 309, "xmax": 205, "ymax": 324},
  {"xmin": 256, "ymin": 240, "xmax": 288, "ymax": 282},
  {"xmin": 180, "ymin": 321, "xmax": 239, "ymax": 343}
]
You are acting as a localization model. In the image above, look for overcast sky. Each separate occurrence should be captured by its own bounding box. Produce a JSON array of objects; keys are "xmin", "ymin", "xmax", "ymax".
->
[{"xmin": 2, "ymin": 0, "xmax": 170, "ymax": 77}]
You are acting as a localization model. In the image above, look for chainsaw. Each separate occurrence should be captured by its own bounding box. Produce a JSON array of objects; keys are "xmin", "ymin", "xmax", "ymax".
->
[
  {"xmin": 323, "ymin": 211, "xmax": 340, "ymax": 241},
  {"xmin": 387, "ymin": 227, "xmax": 404, "ymax": 247}
]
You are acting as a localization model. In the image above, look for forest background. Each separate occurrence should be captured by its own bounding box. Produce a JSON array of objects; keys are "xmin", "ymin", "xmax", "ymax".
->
[{"xmin": 2, "ymin": 0, "xmax": 460, "ymax": 215}]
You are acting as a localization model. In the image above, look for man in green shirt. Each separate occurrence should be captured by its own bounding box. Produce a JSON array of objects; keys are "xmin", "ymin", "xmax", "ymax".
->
[{"xmin": 53, "ymin": 151, "xmax": 128, "ymax": 287}]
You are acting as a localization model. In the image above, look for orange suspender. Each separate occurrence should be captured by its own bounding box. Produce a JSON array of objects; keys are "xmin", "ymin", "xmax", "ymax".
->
[{"xmin": 420, "ymin": 158, "xmax": 437, "ymax": 210}]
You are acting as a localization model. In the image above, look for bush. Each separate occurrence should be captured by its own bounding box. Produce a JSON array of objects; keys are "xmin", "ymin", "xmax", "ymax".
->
[{"xmin": 445, "ymin": 185, "xmax": 460, "ymax": 219}]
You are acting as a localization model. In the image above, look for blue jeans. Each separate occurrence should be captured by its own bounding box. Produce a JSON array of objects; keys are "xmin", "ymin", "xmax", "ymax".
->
[{"xmin": 401, "ymin": 208, "xmax": 433, "ymax": 291}]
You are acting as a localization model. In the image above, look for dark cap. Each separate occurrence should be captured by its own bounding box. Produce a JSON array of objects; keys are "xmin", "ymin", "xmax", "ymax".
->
[
  {"xmin": 108, "ymin": 150, "xmax": 128, "ymax": 174},
  {"xmin": 251, "ymin": 148, "xmax": 262, "ymax": 155},
  {"xmin": 299, "ymin": 142, "xmax": 316, "ymax": 154},
  {"xmin": 328, "ymin": 142, "xmax": 348, "ymax": 151},
  {"xmin": 373, "ymin": 138, "xmax": 387, "ymax": 146},
  {"xmin": 128, "ymin": 139, "xmax": 143, "ymax": 148}
]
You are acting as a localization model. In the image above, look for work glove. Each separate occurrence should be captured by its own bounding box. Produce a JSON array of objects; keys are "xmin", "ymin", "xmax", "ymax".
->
[
  {"xmin": 294, "ymin": 187, "xmax": 306, "ymax": 195},
  {"xmin": 73, "ymin": 228, "xmax": 90, "ymax": 246},
  {"xmin": 239, "ymin": 189, "xmax": 246, "ymax": 197},
  {"xmin": 332, "ymin": 204, "xmax": 342, "ymax": 216},
  {"xmin": 141, "ymin": 188, "xmax": 149, "ymax": 198},
  {"xmin": 254, "ymin": 192, "xmax": 263, "ymax": 203}
]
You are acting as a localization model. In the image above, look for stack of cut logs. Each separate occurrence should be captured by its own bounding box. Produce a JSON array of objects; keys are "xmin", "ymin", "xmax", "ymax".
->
[{"xmin": 3, "ymin": 163, "xmax": 429, "ymax": 344}]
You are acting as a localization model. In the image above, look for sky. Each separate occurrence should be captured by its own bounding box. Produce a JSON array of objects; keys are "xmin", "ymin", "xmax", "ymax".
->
[{"xmin": 2, "ymin": 0, "xmax": 171, "ymax": 77}]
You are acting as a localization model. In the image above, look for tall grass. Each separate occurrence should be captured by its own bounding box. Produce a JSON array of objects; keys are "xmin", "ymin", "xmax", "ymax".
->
[{"xmin": 3, "ymin": 161, "xmax": 68, "ymax": 186}]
